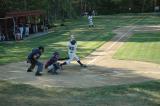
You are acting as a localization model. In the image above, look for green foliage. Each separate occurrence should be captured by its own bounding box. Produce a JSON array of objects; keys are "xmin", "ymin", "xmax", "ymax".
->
[{"xmin": 0, "ymin": 0, "xmax": 156, "ymax": 19}]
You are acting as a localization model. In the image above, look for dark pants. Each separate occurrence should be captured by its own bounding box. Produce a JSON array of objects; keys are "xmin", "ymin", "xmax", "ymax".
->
[
  {"xmin": 53, "ymin": 63, "xmax": 60, "ymax": 71},
  {"xmin": 28, "ymin": 59, "xmax": 43, "ymax": 73}
]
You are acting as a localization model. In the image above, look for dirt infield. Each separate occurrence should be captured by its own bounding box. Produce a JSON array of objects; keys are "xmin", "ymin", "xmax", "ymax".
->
[{"xmin": 0, "ymin": 25, "xmax": 160, "ymax": 88}]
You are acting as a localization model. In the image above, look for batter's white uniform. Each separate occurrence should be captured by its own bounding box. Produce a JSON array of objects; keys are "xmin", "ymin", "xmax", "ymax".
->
[{"xmin": 66, "ymin": 41, "xmax": 80, "ymax": 64}]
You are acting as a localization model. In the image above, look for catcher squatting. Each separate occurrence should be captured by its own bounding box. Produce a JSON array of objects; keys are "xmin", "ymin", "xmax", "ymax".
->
[{"xmin": 27, "ymin": 35, "xmax": 87, "ymax": 76}]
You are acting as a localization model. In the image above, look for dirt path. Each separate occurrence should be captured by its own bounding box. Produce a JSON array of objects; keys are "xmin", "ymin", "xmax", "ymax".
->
[{"xmin": 0, "ymin": 25, "xmax": 160, "ymax": 88}]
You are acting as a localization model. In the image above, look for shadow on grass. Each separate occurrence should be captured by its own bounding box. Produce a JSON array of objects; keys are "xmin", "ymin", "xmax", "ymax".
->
[
  {"xmin": 0, "ymin": 30, "xmax": 115, "ymax": 65},
  {"xmin": 0, "ymin": 81, "xmax": 48, "ymax": 97},
  {"xmin": 0, "ymin": 56, "xmax": 159, "ymax": 105},
  {"xmin": 0, "ymin": 79, "xmax": 159, "ymax": 106},
  {"xmin": 1, "ymin": 15, "xmax": 160, "ymax": 66}
]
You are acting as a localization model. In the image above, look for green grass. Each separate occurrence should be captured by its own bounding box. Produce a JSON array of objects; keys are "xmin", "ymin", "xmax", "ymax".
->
[
  {"xmin": 1, "ymin": 14, "xmax": 160, "ymax": 106},
  {"xmin": 137, "ymin": 15, "xmax": 160, "ymax": 25},
  {"xmin": 0, "ymin": 15, "xmax": 143, "ymax": 65},
  {"xmin": 113, "ymin": 33, "xmax": 160, "ymax": 64},
  {"xmin": 0, "ymin": 80, "xmax": 160, "ymax": 106},
  {"xmin": 1, "ymin": 14, "xmax": 160, "ymax": 65}
]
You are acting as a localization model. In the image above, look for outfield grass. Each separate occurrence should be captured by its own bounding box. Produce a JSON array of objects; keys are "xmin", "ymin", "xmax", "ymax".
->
[
  {"xmin": 113, "ymin": 32, "xmax": 160, "ymax": 64},
  {"xmin": 0, "ymin": 80, "xmax": 160, "ymax": 106},
  {"xmin": 0, "ymin": 15, "xmax": 143, "ymax": 65},
  {"xmin": 137, "ymin": 14, "xmax": 160, "ymax": 25}
]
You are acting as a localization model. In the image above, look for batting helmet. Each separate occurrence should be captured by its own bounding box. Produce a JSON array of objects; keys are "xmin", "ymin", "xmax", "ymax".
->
[{"xmin": 70, "ymin": 40, "xmax": 76, "ymax": 45}]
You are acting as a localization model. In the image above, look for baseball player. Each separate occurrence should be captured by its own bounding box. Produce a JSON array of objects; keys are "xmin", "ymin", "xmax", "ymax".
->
[
  {"xmin": 27, "ymin": 46, "xmax": 44, "ymax": 76},
  {"xmin": 19, "ymin": 24, "xmax": 24, "ymax": 39},
  {"xmin": 60, "ymin": 35, "xmax": 87, "ymax": 68},
  {"xmin": 88, "ymin": 14, "xmax": 94, "ymax": 27},
  {"xmin": 45, "ymin": 52, "xmax": 61, "ymax": 75}
]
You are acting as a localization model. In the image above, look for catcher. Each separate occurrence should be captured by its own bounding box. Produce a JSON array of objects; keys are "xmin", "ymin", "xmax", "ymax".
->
[{"xmin": 45, "ymin": 52, "xmax": 61, "ymax": 75}]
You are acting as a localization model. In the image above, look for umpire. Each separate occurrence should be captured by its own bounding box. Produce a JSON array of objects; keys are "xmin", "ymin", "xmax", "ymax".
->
[{"xmin": 27, "ymin": 46, "xmax": 44, "ymax": 76}]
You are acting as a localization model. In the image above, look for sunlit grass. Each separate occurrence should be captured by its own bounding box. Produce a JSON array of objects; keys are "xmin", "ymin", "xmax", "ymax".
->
[
  {"xmin": 113, "ymin": 33, "xmax": 160, "ymax": 64},
  {"xmin": 0, "ymin": 14, "xmax": 160, "ymax": 106},
  {"xmin": 0, "ymin": 15, "xmax": 143, "ymax": 65},
  {"xmin": 1, "ymin": 14, "xmax": 160, "ymax": 64},
  {"xmin": 137, "ymin": 15, "xmax": 160, "ymax": 25}
]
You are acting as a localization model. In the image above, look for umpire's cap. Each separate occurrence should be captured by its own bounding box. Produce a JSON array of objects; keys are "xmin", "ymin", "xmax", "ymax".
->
[{"xmin": 38, "ymin": 46, "xmax": 44, "ymax": 52}]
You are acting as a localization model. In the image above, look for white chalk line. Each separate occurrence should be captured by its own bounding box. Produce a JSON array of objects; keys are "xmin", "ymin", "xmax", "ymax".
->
[
  {"xmin": 87, "ymin": 28, "xmax": 133, "ymax": 65},
  {"xmin": 87, "ymin": 18, "xmax": 144, "ymax": 65}
]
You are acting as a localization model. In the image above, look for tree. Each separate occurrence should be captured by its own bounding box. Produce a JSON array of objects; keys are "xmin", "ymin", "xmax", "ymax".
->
[{"xmin": 0, "ymin": 0, "xmax": 157, "ymax": 19}]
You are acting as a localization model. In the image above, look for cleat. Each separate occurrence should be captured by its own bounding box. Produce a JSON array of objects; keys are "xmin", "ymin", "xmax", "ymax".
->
[
  {"xmin": 48, "ymin": 70, "xmax": 52, "ymax": 73},
  {"xmin": 54, "ymin": 72, "xmax": 58, "ymax": 75},
  {"xmin": 27, "ymin": 69, "xmax": 33, "ymax": 72},
  {"xmin": 35, "ymin": 72, "xmax": 42, "ymax": 76},
  {"xmin": 51, "ymin": 71, "xmax": 58, "ymax": 75},
  {"xmin": 81, "ymin": 64, "xmax": 87, "ymax": 68}
]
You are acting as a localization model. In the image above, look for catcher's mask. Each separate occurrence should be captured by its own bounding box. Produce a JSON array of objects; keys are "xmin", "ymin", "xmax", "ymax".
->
[{"xmin": 53, "ymin": 52, "xmax": 59, "ymax": 56}]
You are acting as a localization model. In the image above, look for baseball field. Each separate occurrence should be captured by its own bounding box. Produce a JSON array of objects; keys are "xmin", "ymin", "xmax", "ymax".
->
[{"xmin": 0, "ymin": 14, "xmax": 160, "ymax": 106}]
